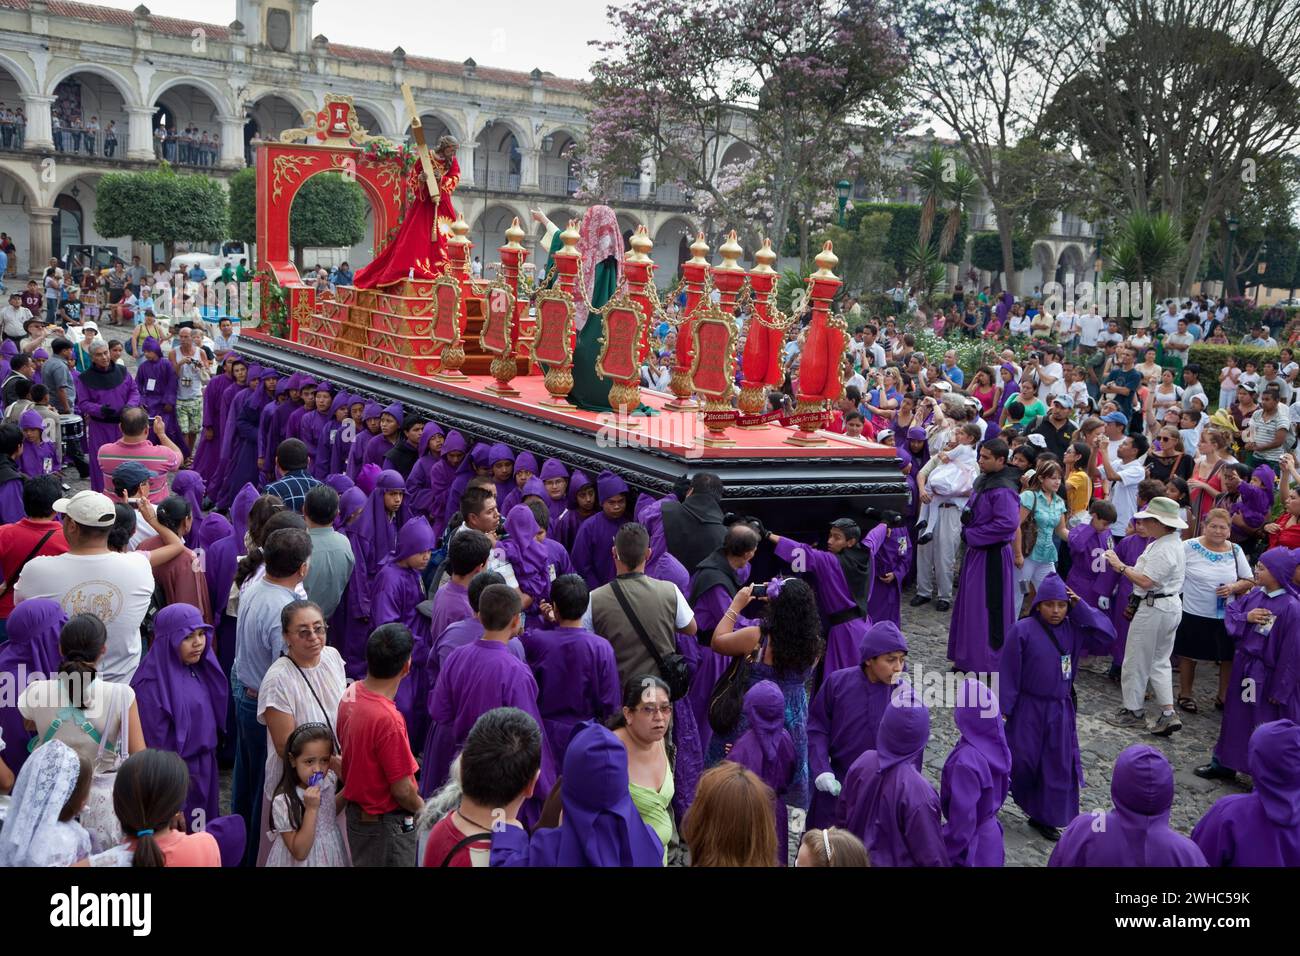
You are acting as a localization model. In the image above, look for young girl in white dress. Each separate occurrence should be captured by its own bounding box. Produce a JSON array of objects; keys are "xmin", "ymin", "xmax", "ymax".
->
[
  {"xmin": 265, "ymin": 722, "xmax": 348, "ymax": 867},
  {"xmin": 0, "ymin": 739, "xmax": 93, "ymax": 866}
]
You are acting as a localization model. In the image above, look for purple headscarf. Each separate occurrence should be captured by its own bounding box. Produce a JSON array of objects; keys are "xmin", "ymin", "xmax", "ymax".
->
[
  {"xmin": 1259, "ymin": 547, "xmax": 1300, "ymax": 599},
  {"xmin": 503, "ymin": 504, "xmax": 552, "ymax": 601},
  {"xmin": 514, "ymin": 451, "xmax": 538, "ymax": 477},
  {"xmin": 325, "ymin": 474, "xmax": 355, "ymax": 496},
  {"xmin": 878, "ymin": 682, "xmax": 930, "ymax": 772},
  {"xmin": 197, "ymin": 511, "xmax": 233, "ymax": 548},
  {"xmin": 490, "ymin": 443, "xmax": 515, "ymax": 467},
  {"xmin": 545, "ymin": 721, "xmax": 665, "ymax": 866},
  {"xmin": 0, "ymin": 599, "xmax": 66, "ymax": 777},
  {"xmin": 953, "ymin": 677, "xmax": 1012, "ymax": 777},
  {"xmin": 736, "ymin": 679, "xmax": 790, "ymax": 773},
  {"xmin": 171, "ymin": 470, "xmax": 206, "ymax": 547},
  {"xmin": 383, "ymin": 515, "xmax": 436, "ymax": 566},
  {"xmin": 337, "ymin": 486, "xmax": 367, "ymax": 531},
  {"xmin": 130, "ymin": 603, "xmax": 227, "ymax": 756},
  {"xmin": 1250, "ymin": 720, "xmax": 1300, "ymax": 827},
  {"xmin": 567, "ymin": 469, "xmax": 593, "ymax": 509},
  {"xmin": 351, "ymin": 469, "xmax": 410, "ymax": 569},
  {"xmin": 518, "ymin": 476, "xmax": 548, "ymax": 503},
  {"xmin": 230, "ymin": 482, "xmax": 259, "ymax": 547},
  {"xmin": 418, "ymin": 421, "xmax": 444, "ymax": 458},
  {"xmin": 356, "ymin": 463, "xmax": 382, "ymax": 497}
]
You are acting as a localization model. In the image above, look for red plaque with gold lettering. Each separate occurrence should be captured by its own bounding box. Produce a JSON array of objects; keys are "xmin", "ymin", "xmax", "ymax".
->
[
  {"xmin": 689, "ymin": 309, "xmax": 737, "ymax": 400},
  {"xmin": 479, "ymin": 280, "xmax": 515, "ymax": 356},
  {"xmin": 430, "ymin": 275, "xmax": 461, "ymax": 345},
  {"xmin": 531, "ymin": 290, "xmax": 573, "ymax": 367}
]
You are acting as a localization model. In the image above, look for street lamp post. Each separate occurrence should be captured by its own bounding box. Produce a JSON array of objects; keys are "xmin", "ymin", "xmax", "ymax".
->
[
  {"xmin": 1256, "ymin": 240, "xmax": 1268, "ymax": 307},
  {"xmin": 1225, "ymin": 213, "xmax": 1238, "ymax": 299},
  {"xmin": 836, "ymin": 179, "xmax": 851, "ymax": 226}
]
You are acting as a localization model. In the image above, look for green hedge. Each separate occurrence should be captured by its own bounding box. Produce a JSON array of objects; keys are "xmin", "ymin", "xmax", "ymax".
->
[{"xmin": 1187, "ymin": 343, "xmax": 1284, "ymax": 408}]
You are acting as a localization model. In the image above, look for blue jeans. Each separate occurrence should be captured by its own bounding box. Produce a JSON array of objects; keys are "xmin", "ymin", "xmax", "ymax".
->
[{"xmin": 230, "ymin": 676, "xmax": 266, "ymax": 867}]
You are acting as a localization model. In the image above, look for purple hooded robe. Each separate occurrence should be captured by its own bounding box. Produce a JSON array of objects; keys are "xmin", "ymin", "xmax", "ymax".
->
[
  {"xmin": 948, "ymin": 467, "xmax": 1020, "ymax": 673},
  {"xmin": 0, "ymin": 599, "xmax": 66, "ymax": 778},
  {"xmin": 371, "ymin": 517, "xmax": 437, "ymax": 748},
  {"xmin": 551, "ymin": 469, "xmax": 594, "ymax": 552},
  {"xmin": 76, "ymin": 357, "xmax": 141, "ymax": 492},
  {"xmin": 726, "ymin": 680, "xmax": 797, "ymax": 864},
  {"xmin": 520, "ymin": 620, "xmax": 621, "ymax": 772},
  {"xmin": 941, "ymin": 678, "xmax": 1011, "ymax": 867},
  {"xmin": 571, "ymin": 471, "xmax": 631, "ymax": 591},
  {"xmin": 405, "ymin": 422, "xmax": 445, "ymax": 519}
]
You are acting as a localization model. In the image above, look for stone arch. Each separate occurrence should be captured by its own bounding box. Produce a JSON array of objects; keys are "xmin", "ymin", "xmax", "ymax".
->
[
  {"xmin": 719, "ymin": 140, "xmax": 753, "ymax": 170},
  {"xmin": 244, "ymin": 92, "xmax": 313, "ymax": 164},
  {"xmin": 545, "ymin": 207, "xmax": 581, "ymax": 229},
  {"xmin": 653, "ymin": 216, "xmax": 697, "ymax": 285},
  {"xmin": 538, "ymin": 127, "xmax": 580, "ymax": 197},
  {"xmin": 615, "ymin": 212, "xmax": 642, "ymax": 251},
  {"xmin": 350, "ymin": 100, "xmax": 395, "ymax": 138},
  {"xmin": 469, "ymin": 202, "xmax": 530, "ymax": 268},
  {"xmin": 474, "ymin": 120, "xmax": 524, "ymax": 192},
  {"xmin": 150, "ymin": 75, "xmax": 234, "ymax": 117},
  {"xmin": 1032, "ymin": 241, "xmax": 1057, "ymax": 292},
  {"xmin": 46, "ymin": 63, "xmax": 141, "ymax": 108},
  {"xmin": 404, "ymin": 110, "xmax": 464, "ymax": 144},
  {"xmin": 472, "ymin": 115, "xmax": 533, "ymax": 151},
  {"xmin": 0, "ymin": 52, "xmax": 38, "ymax": 97},
  {"xmin": 1057, "ymin": 243, "xmax": 1087, "ymax": 284}
]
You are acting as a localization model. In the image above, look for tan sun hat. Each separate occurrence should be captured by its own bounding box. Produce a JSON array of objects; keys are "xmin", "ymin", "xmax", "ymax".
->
[{"xmin": 1132, "ymin": 496, "xmax": 1188, "ymax": 530}]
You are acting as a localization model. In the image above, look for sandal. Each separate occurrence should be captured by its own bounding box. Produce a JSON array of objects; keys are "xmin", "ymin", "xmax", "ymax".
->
[{"xmin": 1177, "ymin": 696, "xmax": 1198, "ymax": 714}]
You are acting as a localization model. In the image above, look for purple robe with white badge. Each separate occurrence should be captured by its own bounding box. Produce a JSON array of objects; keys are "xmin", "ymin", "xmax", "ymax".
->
[
  {"xmin": 807, "ymin": 621, "xmax": 908, "ymax": 829},
  {"xmin": 866, "ymin": 524, "xmax": 909, "ymax": 628},
  {"xmin": 1050, "ymin": 745, "xmax": 1206, "ymax": 867},
  {"xmin": 424, "ymin": 639, "xmax": 555, "ymax": 822},
  {"xmin": 838, "ymin": 683, "xmax": 947, "ymax": 867},
  {"xmin": 941, "ymin": 678, "xmax": 1011, "ymax": 867},
  {"xmin": 76, "ymin": 361, "xmax": 140, "ymax": 492},
  {"xmin": 998, "ymin": 576, "xmax": 1116, "ymax": 826},
  {"xmin": 135, "ymin": 345, "xmax": 185, "ymax": 453},
  {"xmin": 1094, "ymin": 533, "xmax": 1148, "ymax": 660},
  {"xmin": 1065, "ymin": 523, "xmax": 1113, "ymax": 610},
  {"xmin": 520, "ymin": 623, "xmax": 621, "ymax": 770},
  {"xmin": 1193, "ymin": 719, "xmax": 1300, "ymax": 867},
  {"xmin": 948, "ymin": 476, "xmax": 1020, "ymax": 673}
]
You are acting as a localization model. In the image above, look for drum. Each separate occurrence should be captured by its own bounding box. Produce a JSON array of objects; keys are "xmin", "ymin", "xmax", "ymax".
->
[{"xmin": 59, "ymin": 413, "xmax": 84, "ymax": 460}]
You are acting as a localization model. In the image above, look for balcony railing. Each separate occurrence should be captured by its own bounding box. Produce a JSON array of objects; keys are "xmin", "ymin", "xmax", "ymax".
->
[
  {"xmin": 539, "ymin": 174, "xmax": 580, "ymax": 196},
  {"xmin": 50, "ymin": 125, "xmax": 129, "ymax": 160},
  {"xmin": 479, "ymin": 170, "xmax": 522, "ymax": 191}
]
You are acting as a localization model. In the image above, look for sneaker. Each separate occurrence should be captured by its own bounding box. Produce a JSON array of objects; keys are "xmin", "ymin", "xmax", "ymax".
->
[
  {"xmin": 909, "ymin": 595, "xmax": 931, "ymax": 608},
  {"xmin": 935, "ymin": 599, "xmax": 952, "ymax": 612},
  {"xmin": 1148, "ymin": 711, "xmax": 1182, "ymax": 736},
  {"xmin": 1104, "ymin": 707, "xmax": 1146, "ymax": 729}
]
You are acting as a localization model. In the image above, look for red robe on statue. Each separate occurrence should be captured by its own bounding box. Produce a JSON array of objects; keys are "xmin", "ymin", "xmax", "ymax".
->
[{"xmin": 353, "ymin": 156, "xmax": 461, "ymax": 289}]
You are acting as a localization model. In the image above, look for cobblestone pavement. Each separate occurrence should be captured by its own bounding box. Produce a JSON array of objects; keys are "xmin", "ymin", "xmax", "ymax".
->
[{"xmin": 895, "ymin": 583, "xmax": 1248, "ymax": 866}]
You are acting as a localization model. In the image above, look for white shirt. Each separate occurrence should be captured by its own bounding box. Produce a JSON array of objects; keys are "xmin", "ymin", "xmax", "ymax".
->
[
  {"xmin": 1, "ymin": 303, "xmax": 32, "ymax": 337},
  {"xmin": 1109, "ymin": 458, "xmax": 1146, "ymax": 535},
  {"xmin": 1181, "ymin": 382, "xmax": 1207, "ymax": 411},
  {"xmin": 1009, "ymin": 314, "xmax": 1031, "ymax": 336},
  {"xmin": 1159, "ymin": 310, "xmax": 1180, "ymax": 336},
  {"xmin": 15, "ymin": 551, "xmax": 156, "ymax": 683},
  {"xmin": 582, "ymin": 582, "xmax": 694, "ymax": 633},
  {"xmin": 1132, "ymin": 531, "xmax": 1186, "ymax": 603},
  {"xmin": 865, "ymin": 341, "xmax": 887, "ymax": 369},
  {"xmin": 1056, "ymin": 312, "xmax": 1078, "ymax": 338},
  {"xmin": 1180, "ymin": 539, "xmax": 1251, "ymax": 618},
  {"xmin": 1039, "ymin": 361, "xmax": 1066, "ymax": 399},
  {"xmin": 1078, "ymin": 313, "xmax": 1104, "ymax": 347}
]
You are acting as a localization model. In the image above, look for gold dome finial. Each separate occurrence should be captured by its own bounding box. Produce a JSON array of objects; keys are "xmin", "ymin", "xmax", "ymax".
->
[
  {"xmin": 688, "ymin": 231, "xmax": 711, "ymax": 266},
  {"xmin": 751, "ymin": 238, "xmax": 777, "ymax": 274},
  {"xmin": 626, "ymin": 224, "xmax": 653, "ymax": 263},
  {"xmin": 811, "ymin": 240, "xmax": 839, "ymax": 279},
  {"xmin": 716, "ymin": 229, "xmax": 744, "ymax": 271},
  {"xmin": 503, "ymin": 216, "xmax": 526, "ymax": 250},
  {"xmin": 448, "ymin": 215, "xmax": 471, "ymax": 247}
]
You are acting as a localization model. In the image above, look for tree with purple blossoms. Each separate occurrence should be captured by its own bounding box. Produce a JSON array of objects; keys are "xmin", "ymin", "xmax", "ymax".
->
[{"xmin": 574, "ymin": 0, "xmax": 909, "ymax": 264}]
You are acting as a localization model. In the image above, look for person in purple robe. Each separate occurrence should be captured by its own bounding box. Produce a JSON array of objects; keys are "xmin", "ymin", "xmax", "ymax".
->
[
  {"xmin": 726, "ymin": 680, "xmax": 796, "ymax": 865},
  {"xmin": 538, "ymin": 457, "xmax": 570, "ymax": 525},
  {"xmin": 283, "ymin": 378, "xmax": 317, "ymax": 456},
  {"xmin": 500, "ymin": 451, "xmax": 539, "ymax": 513},
  {"xmin": 551, "ymin": 469, "xmax": 595, "ymax": 552},
  {"xmin": 17, "ymin": 409, "xmax": 57, "ymax": 478},
  {"xmin": 491, "ymin": 720, "xmax": 663, "ymax": 867},
  {"xmin": 1196, "ymin": 547, "xmax": 1299, "ymax": 780},
  {"xmin": 229, "ymin": 481, "xmax": 260, "ymax": 549},
  {"xmin": 267, "ymin": 373, "xmax": 303, "ymax": 470},
  {"xmin": 941, "ymin": 677, "xmax": 1011, "ymax": 867},
  {"xmin": 313, "ymin": 391, "xmax": 352, "ymax": 480},
  {"xmin": 171, "ymin": 470, "xmax": 207, "ymax": 548},
  {"xmin": 687, "ymin": 524, "xmax": 759, "ymax": 755},
  {"xmin": 488, "ymin": 442, "xmax": 516, "ymax": 505},
  {"xmin": 998, "ymin": 572, "xmax": 1116, "ymax": 840},
  {"xmin": 1192, "ymin": 719, "xmax": 1300, "ymax": 866},
  {"xmin": 216, "ymin": 367, "xmax": 276, "ymax": 511},
  {"xmin": 257, "ymin": 378, "xmax": 290, "ymax": 484},
  {"xmin": 532, "ymin": 502, "xmax": 576, "ymax": 580},
  {"xmin": 297, "ymin": 382, "xmax": 335, "ymax": 479},
  {"xmin": 948, "ymin": 439, "xmax": 1020, "ymax": 674},
  {"xmin": 571, "ymin": 471, "xmax": 632, "ymax": 590},
  {"xmin": 501, "ymin": 503, "xmax": 553, "ymax": 623},
  {"xmin": 425, "ymin": 584, "xmax": 555, "ymax": 820},
  {"xmin": 75, "ymin": 339, "xmax": 141, "ymax": 491},
  {"xmin": 1092, "ymin": 525, "xmax": 1148, "ymax": 675},
  {"xmin": 807, "ymin": 620, "xmax": 908, "ymax": 829},
  {"xmin": 444, "ymin": 444, "xmax": 492, "ymax": 529},
  {"xmin": 866, "ymin": 512, "xmax": 909, "ymax": 628},
  {"xmin": 191, "ymin": 353, "xmax": 238, "ymax": 480},
  {"xmin": 424, "ymin": 429, "xmax": 468, "ymax": 540},
  {"xmin": 355, "ymin": 462, "xmax": 381, "ymax": 497},
  {"xmin": 767, "ymin": 518, "xmax": 885, "ymax": 676},
  {"xmin": 205, "ymin": 359, "xmax": 251, "ymax": 505},
  {"xmin": 371, "ymin": 517, "xmax": 437, "ymax": 748},
  {"xmin": 134, "ymin": 336, "xmax": 185, "ymax": 455},
  {"xmin": 130, "ymin": 603, "xmax": 226, "ymax": 829},
  {"xmin": 405, "ymin": 421, "xmax": 445, "ymax": 519},
  {"xmin": 359, "ymin": 401, "xmax": 403, "ymax": 470},
  {"xmin": 346, "ymin": 469, "xmax": 411, "ymax": 636},
  {"xmin": 1049, "ymin": 745, "xmax": 1206, "ymax": 866},
  {"xmin": 0, "ymin": 599, "xmax": 66, "ymax": 779},
  {"xmin": 325, "ymin": 473, "xmax": 354, "ymax": 496},
  {"xmin": 345, "ymin": 399, "xmax": 381, "ymax": 479},
  {"xmin": 838, "ymin": 682, "xmax": 948, "ymax": 866},
  {"xmin": 205, "ymin": 813, "xmax": 248, "ymax": 868},
  {"xmin": 197, "ymin": 510, "xmax": 240, "ymax": 769},
  {"xmin": 520, "ymin": 573, "xmax": 620, "ymax": 770},
  {"xmin": 1064, "ymin": 501, "xmax": 1116, "ymax": 610}
]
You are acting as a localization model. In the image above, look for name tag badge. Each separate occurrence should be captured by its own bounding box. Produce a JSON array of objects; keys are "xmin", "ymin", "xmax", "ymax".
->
[
  {"xmin": 1060, "ymin": 654, "xmax": 1072, "ymax": 680},
  {"xmin": 43, "ymin": 457, "xmax": 52, "ymax": 473},
  {"xmin": 330, "ymin": 429, "xmax": 337, "ymax": 445},
  {"xmin": 146, "ymin": 378, "xmax": 156, "ymax": 391}
]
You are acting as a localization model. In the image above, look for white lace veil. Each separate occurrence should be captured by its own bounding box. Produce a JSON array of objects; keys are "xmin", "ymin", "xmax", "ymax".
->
[{"xmin": 0, "ymin": 740, "xmax": 84, "ymax": 867}]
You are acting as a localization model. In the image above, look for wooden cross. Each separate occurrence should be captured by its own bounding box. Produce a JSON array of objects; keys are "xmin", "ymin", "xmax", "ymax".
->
[{"xmin": 401, "ymin": 83, "xmax": 440, "ymax": 201}]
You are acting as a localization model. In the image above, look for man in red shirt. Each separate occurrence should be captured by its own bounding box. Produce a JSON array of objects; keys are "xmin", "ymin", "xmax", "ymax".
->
[
  {"xmin": 0, "ymin": 474, "xmax": 68, "ymax": 641},
  {"xmin": 337, "ymin": 622, "xmax": 424, "ymax": 866},
  {"xmin": 422, "ymin": 707, "xmax": 541, "ymax": 867}
]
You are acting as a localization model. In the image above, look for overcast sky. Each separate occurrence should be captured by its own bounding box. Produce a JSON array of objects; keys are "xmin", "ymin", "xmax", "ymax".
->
[{"xmin": 94, "ymin": 0, "xmax": 618, "ymax": 79}]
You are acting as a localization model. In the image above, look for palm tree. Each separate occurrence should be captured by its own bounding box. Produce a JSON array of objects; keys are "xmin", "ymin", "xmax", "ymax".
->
[
  {"xmin": 1104, "ymin": 213, "xmax": 1186, "ymax": 299},
  {"xmin": 911, "ymin": 146, "xmax": 948, "ymax": 251},
  {"xmin": 938, "ymin": 164, "xmax": 978, "ymax": 259}
]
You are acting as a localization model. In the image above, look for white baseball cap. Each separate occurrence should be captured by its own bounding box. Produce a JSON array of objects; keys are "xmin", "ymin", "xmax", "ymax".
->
[{"xmin": 53, "ymin": 490, "xmax": 118, "ymax": 527}]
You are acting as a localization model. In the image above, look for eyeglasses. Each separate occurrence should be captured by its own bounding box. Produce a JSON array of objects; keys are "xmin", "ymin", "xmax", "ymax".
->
[
  {"xmin": 292, "ymin": 624, "xmax": 327, "ymax": 638},
  {"xmin": 636, "ymin": 704, "xmax": 672, "ymax": 717}
]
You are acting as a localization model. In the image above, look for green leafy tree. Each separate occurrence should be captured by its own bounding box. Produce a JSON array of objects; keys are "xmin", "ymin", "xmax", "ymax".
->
[
  {"xmin": 228, "ymin": 171, "xmax": 367, "ymax": 269},
  {"xmin": 228, "ymin": 167, "xmax": 257, "ymax": 248},
  {"xmin": 816, "ymin": 210, "xmax": 893, "ymax": 297},
  {"xmin": 95, "ymin": 164, "xmax": 227, "ymax": 262},
  {"xmin": 971, "ymin": 231, "xmax": 1030, "ymax": 274},
  {"xmin": 1103, "ymin": 213, "xmax": 1186, "ymax": 298}
]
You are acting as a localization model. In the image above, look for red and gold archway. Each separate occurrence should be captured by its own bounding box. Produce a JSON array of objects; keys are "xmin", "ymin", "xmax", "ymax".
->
[{"xmin": 254, "ymin": 94, "xmax": 405, "ymax": 336}]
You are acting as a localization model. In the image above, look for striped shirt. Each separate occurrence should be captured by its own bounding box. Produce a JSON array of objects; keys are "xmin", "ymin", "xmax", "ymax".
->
[
  {"xmin": 96, "ymin": 438, "xmax": 181, "ymax": 503},
  {"xmin": 265, "ymin": 470, "xmax": 322, "ymax": 513}
]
